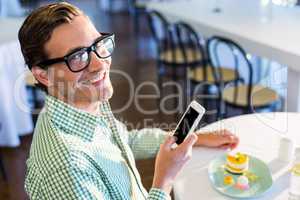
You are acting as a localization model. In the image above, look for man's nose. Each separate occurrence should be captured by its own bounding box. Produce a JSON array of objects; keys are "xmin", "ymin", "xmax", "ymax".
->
[{"xmin": 87, "ymin": 51, "xmax": 109, "ymax": 72}]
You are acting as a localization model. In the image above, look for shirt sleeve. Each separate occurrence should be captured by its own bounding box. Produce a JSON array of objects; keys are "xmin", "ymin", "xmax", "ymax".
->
[
  {"xmin": 115, "ymin": 120, "xmax": 168, "ymax": 159},
  {"xmin": 40, "ymin": 166, "xmax": 111, "ymax": 200},
  {"xmin": 148, "ymin": 188, "xmax": 172, "ymax": 200},
  {"xmin": 128, "ymin": 128, "xmax": 168, "ymax": 159}
]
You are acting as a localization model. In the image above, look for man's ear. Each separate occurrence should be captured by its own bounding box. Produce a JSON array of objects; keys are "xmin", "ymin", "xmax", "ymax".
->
[{"xmin": 31, "ymin": 66, "xmax": 49, "ymax": 87}]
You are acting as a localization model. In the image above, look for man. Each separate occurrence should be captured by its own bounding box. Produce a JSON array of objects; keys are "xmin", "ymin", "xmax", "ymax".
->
[{"xmin": 19, "ymin": 2, "xmax": 239, "ymax": 200}]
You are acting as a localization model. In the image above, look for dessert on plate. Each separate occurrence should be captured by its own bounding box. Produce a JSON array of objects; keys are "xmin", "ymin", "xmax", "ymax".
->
[
  {"xmin": 223, "ymin": 175, "xmax": 235, "ymax": 186},
  {"xmin": 235, "ymin": 175, "xmax": 250, "ymax": 190},
  {"xmin": 225, "ymin": 152, "xmax": 249, "ymax": 174}
]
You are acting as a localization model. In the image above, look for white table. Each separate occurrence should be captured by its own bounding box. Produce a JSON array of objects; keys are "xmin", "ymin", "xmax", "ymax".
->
[
  {"xmin": 0, "ymin": 17, "xmax": 33, "ymax": 147},
  {"xmin": 174, "ymin": 112, "xmax": 300, "ymax": 200},
  {"xmin": 145, "ymin": 0, "xmax": 300, "ymax": 112}
]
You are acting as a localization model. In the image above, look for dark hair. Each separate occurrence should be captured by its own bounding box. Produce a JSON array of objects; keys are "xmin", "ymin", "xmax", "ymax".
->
[{"xmin": 18, "ymin": 2, "xmax": 83, "ymax": 92}]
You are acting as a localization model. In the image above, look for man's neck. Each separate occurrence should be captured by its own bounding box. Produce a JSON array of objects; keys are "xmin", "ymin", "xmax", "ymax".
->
[
  {"xmin": 71, "ymin": 101, "xmax": 101, "ymax": 116},
  {"xmin": 51, "ymin": 93, "xmax": 101, "ymax": 116}
]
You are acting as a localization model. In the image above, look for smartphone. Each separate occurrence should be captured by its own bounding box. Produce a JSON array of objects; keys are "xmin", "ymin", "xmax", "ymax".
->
[{"xmin": 173, "ymin": 100, "xmax": 205, "ymax": 145}]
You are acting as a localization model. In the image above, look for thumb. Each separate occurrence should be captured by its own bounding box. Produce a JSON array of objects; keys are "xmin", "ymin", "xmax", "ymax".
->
[{"xmin": 161, "ymin": 135, "xmax": 176, "ymax": 150}]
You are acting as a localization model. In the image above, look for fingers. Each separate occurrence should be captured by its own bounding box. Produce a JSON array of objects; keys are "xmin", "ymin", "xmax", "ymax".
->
[
  {"xmin": 221, "ymin": 131, "xmax": 238, "ymax": 142},
  {"xmin": 171, "ymin": 133, "xmax": 197, "ymax": 162},
  {"xmin": 219, "ymin": 143, "xmax": 232, "ymax": 149},
  {"xmin": 219, "ymin": 134, "xmax": 239, "ymax": 149},
  {"xmin": 161, "ymin": 135, "xmax": 177, "ymax": 151},
  {"xmin": 218, "ymin": 129, "xmax": 233, "ymax": 136},
  {"xmin": 209, "ymin": 130, "xmax": 239, "ymax": 149},
  {"xmin": 178, "ymin": 133, "xmax": 198, "ymax": 150},
  {"xmin": 230, "ymin": 136, "xmax": 239, "ymax": 149}
]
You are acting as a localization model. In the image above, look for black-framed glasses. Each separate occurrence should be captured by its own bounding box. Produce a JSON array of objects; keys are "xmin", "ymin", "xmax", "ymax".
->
[{"xmin": 37, "ymin": 32, "xmax": 115, "ymax": 72}]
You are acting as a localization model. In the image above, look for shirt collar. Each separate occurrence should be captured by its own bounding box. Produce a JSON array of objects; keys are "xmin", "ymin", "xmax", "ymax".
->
[{"xmin": 46, "ymin": 95, "xmax": 111, "ymax": 142}]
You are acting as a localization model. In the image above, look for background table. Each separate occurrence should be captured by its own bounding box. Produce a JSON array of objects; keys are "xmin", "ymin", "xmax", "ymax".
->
[
  {"xmin": 0, "ymin": 17, "xmax": 33, "ymax": 147},
  {"xmin": 174, "ymin": 112, "xmax": 300, "ymax": 200},
  {"xmin": 146, "ymin": 0, "xmax": 300, "ymax": 112}
]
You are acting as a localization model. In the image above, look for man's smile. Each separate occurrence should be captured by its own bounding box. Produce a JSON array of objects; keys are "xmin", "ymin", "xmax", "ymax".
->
[{"xmin": 80, "ymin": 71, "xmax": 108, "ymax": 87}]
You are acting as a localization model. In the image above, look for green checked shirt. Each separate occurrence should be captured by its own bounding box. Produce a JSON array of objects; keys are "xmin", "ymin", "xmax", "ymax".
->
[{"xmin": 25, "ymin": 95, "xmax": 170, "ymax": 200}]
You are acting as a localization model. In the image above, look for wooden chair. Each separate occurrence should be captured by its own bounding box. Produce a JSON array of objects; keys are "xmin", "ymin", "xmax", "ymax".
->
[
  {"xmin": 169, "ymin": 22, "xmax": 239, "ymax": 122},
  {"xmin": 0, "ymin": 157, "xmax": 5, "ymax": 181},
  {"xmin": 173, "ymin": 23, "xmax": 238, "ymax": 85},
  {"xmin": 135, "ymin": 158, "xmax": 155, "ymax": 190},
  {"xmin": 146, "ymin": 11, "xmax": 207, "ymax": 108},
  {"xmin": 128, "ymin": 0, "xmax": 148, "ymax": 36},
  {"xmin": 206, "ymin": 36, "xmax": 280, "ymax": 117},
  {"xmin": 173, "ymin": 22, "xmax": 239, "ymax": 119},
  {"xmin": 136, "ymin": 157, "xmax": 174, "ymax": 199}
]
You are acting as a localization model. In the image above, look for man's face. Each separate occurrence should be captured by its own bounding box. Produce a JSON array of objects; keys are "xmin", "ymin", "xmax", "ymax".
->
[{"xmin": 44, "ymin": 15, "xmax": 113, "ymax": 104}]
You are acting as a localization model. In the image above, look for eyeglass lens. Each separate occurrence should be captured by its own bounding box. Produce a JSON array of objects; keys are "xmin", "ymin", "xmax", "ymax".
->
[{"xmin": 67, "ymin": 37, "xmax": 114, "ymax": 71}]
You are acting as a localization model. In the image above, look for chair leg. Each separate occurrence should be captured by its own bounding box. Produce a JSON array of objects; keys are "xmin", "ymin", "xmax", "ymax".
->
[
  {"xmin": 157, "ymin": 63, "xmax": 163, "ymax": 110},
  {"xmin": 109, "ymin": 0, "xmax": 114, "ymax": 12},
  {"xmin": 0, "ymin": 154, "xmax": 6, "ymax": 181},
  {"xmin": 183, "ymin": 73, "xmax": 188, "ymax": 109},
  {"xmin": 223, "ymin": 102, "xmax": 228, "ymax": 119},
  {"xmin": 218, "ymin": 102, "xmax": 226, "ymax": 120},
  {"xmin": 271, "ymin": 100, "xmax": 281, "ymax": 112},
  {"xmin": 276, "ymin": 97, "xmax": 284, "ymax": 112},
  {"xmin": 171, "ymin": 68, "xmax": 181, "ymax": 111},
  {"xmin": 216, "ymin": 88, "xmax": 225, "ymax": 119},
  {"xmin": 134, "ymin": 11, "xmax": 140, "ymax": 36},
  {"xmin": 244, "ymin": 106, "xmax": 252, "ymax": 114}
]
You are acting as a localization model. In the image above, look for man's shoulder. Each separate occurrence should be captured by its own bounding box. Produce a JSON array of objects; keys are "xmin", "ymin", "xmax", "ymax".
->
[
  {"xmin": 28, "ymin": 110, "xmax": 72, "ymax": 172},
  {"xmin": 28, "ymin": 109, "xmax": 97, "ymax": 172}
]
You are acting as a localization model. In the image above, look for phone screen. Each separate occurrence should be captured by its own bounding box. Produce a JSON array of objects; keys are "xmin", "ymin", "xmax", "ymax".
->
[{"xmin": 173, "ymin": 107, "xmax": 199, "ymax": 145}]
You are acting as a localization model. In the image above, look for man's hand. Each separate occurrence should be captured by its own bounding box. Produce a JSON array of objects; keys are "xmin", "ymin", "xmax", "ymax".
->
[
  {"xmin": 152, "ymin": 133, "xmax": 198, "ymax": 194},
  {"xmin": 195, "ymin": 129, "xmax": 239, "ymax": 150}
]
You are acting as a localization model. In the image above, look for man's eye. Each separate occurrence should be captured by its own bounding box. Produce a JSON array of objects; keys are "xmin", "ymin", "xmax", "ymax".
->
[
  {"xmin": 73, "ymin": 54, "xmax": 81, "ymax": 59},
  {"xmin": 81, "ymin": 53, "xmax": 88, "ymax": 61},
  {"xmin": 96, "ymin": 41, "xmax": 103, "ymax": 49},
  {"xmin": 72, "ymin": 52, "xmax": 86, "ymax": 60}
]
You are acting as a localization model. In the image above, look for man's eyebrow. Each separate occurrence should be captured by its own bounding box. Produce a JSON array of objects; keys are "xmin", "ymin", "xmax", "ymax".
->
[
  {"xmin": 65, "ymin": 37, "xmax": 102, "ymax": 55},
  {"xmin": 66, "ymin": 46, "xmax": 86, "ymax": 55}
]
